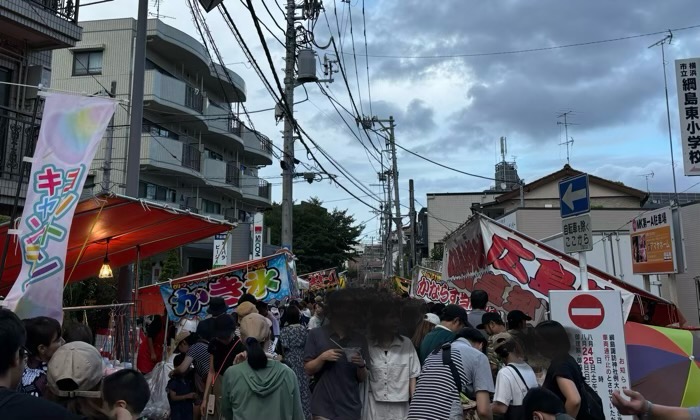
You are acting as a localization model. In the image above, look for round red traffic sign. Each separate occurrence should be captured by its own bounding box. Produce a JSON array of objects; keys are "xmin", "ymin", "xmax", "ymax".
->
[{"xmin": 568, "ymin": 294, "xmax": 605, "ymax": 330}]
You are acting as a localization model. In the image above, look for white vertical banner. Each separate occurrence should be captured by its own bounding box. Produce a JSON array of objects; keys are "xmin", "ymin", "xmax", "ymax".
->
[
  {"xmin": 675, "ymin": 57, "xmax": 700, "ymax": 175},
  {"xmin": 212, "ymin": 232, "xmax": 229, "ymax": 268},
  {"xmin": 3, "ymin": 93, "xmax": 116, "ymax": 321},
  {"xmin": 549, "ymin": 290, "xmax": 632, "ymax": 420},
  {"xmin": 251, "ymin": 212, "xmax": 264, "ymax": 259}
]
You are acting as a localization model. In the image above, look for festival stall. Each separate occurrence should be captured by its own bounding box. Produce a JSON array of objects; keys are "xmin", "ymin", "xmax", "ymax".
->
[
  {"xmin": 137, "ymin": 251, "xmax": 297, "ymax": 319},
  {"xmin": 439, "ymin": 213, "xmax": 683, "ymax": 327},
  {"xmin": 299, "ymin": 267, "xmax": 339, "ymax": 292}
]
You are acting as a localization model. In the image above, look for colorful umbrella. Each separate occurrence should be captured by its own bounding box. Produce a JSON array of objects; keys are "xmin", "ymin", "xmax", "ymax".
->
[{"xmin": 625, "ymin": 322, "xmax": 700, "ymax": 408}]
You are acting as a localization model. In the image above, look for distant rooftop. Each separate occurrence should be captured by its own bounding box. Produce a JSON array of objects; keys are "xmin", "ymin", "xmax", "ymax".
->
[{"xmin": 644, "ymin": 192, "xmax": 700, "ymax": 208}]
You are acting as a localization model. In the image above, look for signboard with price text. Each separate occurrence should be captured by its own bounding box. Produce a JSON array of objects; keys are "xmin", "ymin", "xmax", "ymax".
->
[{"xmin": 550, "ymin": 290, "xmax": 631, "ymax": 420}]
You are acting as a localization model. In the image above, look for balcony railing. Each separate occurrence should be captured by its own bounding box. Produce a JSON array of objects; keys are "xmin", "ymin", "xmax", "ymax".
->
[
  {"xmin": 258, "ymin": 179, "xmax": 271, "ymax": 199},
  {"xmin": 181, "ymin": 143, "xmax": 201, "ymax": 172},
  {"xmin": 28, "ymin": 0, "xmax": 80, "ymax": 24},
  {"xmin": 228, "ymin": 115, "xmax": 242, "ymax": 137},
  {"xmin": 185, "ymin": 85, "xmax": 203, "ymax": 113},
  {"xmin": 225, "ymin": 162, "xmax": 240, "ymax": 187},
  {"xmin": 0, "ymin": 106, "xmax": 41, "ymax": 179}
]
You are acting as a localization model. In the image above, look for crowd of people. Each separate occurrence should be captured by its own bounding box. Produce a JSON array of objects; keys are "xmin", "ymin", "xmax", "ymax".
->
[{"xmin": 1, "ymin": 288, "xmax": 699, "ymax": 420}]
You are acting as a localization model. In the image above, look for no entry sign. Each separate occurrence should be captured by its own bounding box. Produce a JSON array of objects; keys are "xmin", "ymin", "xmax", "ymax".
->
[
  {"xmin": 550, "ymin": 290, "xmax": 631, "ymax": 420},
  {"xmin": 568, "ymin": 294, "xmax": 605, "ymax": 329}
]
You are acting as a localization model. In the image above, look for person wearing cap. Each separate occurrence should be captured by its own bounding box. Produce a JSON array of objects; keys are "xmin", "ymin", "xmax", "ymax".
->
[
  {"xmin": 506, "ymin": 310, "xmax": 532, "ymax": 331},
  {"xmin": 221, "ymin": 313, "xmax": 304, "ymax": 420},
  {"xmin": 47, "ymin": 341, "xmax": 111, "ymax": 419},
  {"xmin": 0, "ymin": 309, "xmax": 82, "ymax": 419},
  {"xmin": 171, "ymin": 326, "xmax": 210, "ymax": 413},
  {"xmin": 201, "ymin": 312, "xmax": 245, "ymax": 418},
  {"xmin": 418, "ymin": 304, "xmax": 471, "ymax": 364},
  {"xmin": 477, "ymin": 312, "xmax": 508, "ymax": 381},
  {"xmin": 407, "ymin": 326, "xmax": 494, "ymax": 420},
  {"xmin": 490, "ymin": 332, "xmax": 538, "ymax": 419},
  {"xmin": 197, "ymin": 297, "xmax": 230, "ymax": 343}
]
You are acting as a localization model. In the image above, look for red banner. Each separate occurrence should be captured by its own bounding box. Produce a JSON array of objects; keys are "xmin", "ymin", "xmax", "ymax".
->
[{"xmin": 303, "ymin": 268, "xmax": 338, "ymax": 291}]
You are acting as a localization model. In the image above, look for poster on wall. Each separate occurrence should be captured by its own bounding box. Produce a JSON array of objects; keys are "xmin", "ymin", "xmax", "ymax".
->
[
  {"xmin": 160, "ymin": 252, "xmax": 293, "ymax": 321},
  {"xmin": 630, "ymin": 207, "xmax": 677, "ymax": 274}
]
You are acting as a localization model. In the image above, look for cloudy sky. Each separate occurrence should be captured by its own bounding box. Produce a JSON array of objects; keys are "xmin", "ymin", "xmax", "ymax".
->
[{"xmin": 81, "ymin": 0, "xmax": 700, "ymax": 241}]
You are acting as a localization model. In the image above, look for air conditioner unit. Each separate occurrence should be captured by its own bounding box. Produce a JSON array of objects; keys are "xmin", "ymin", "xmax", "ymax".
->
[{"xmin": 25, "ymin": 65, "xmax": 51, "ymax": 100}]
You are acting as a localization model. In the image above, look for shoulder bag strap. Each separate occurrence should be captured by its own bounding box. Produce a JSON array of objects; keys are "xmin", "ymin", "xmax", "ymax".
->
[
  {"xmin": 507, "ymin": 364, "xmax": 530, "ymax": 391},
  {"xmin": 441, "ymin": 343, "xmax": 463, "ymax": 396}
]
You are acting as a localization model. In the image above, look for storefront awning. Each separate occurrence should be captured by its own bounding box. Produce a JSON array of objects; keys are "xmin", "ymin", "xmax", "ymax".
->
[{"xmin": 0, "ymin": 194, "xmax": 234, "ymax": 294}]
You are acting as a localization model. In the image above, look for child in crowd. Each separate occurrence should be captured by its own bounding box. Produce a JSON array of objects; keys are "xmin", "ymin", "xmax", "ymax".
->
[
  {"xmin": 102, "ymin": 369, "xmax": 151, "ymax": 420},
  {"xmin": 167, "ymin": 353, "xmax": 198, "ymax": 420}
]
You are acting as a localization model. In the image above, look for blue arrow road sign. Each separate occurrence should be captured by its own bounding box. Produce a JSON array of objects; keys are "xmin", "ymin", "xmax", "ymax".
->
[{"xmin": 559, "ymin": 174, "xmax": 590, "ymax": 218}]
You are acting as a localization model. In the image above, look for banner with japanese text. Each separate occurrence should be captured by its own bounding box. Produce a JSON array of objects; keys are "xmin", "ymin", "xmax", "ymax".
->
[
  {"xmin": 303, "ymin": 268, "xmax": 339, "ymax": 291},
  {"xmin": 412, "ymin": 266, "xmax": 471, "ymax": 308},
  {"xmin": 3, "ymin": 93, "xmax": 116, "ymax": 321},
  {"xmin": 630, "ymin": 207, "xmax": 677, "ymax": 274},
  {"xmin": 442, "ymin": 215, "xmax": 637, "ymax": 324},
  {"xmin": 160, "ymin": 252, "xmax": 293, "ymax": 321},
  {"xmin": 675, "ymin": 57, "xmax": 700, "ymax": 175}
]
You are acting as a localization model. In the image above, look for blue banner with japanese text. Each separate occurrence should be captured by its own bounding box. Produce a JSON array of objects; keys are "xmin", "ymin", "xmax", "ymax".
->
[{"xmin": 159, "ymin": 253, "xmax": 294, "ymax": 321}]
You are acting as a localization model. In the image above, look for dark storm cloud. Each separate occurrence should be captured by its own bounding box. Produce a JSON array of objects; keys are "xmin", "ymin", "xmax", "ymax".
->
[{"xmin": 360, "ymin": 0, "xmax": 700, "ymax": 143}]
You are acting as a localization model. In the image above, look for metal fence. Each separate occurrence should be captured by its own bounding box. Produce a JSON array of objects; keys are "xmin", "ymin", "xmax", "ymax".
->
[
  {"xmin": 28, "ymin": 0, "xmax": 80, "ymax": 24},
  {"xmin": 0, "ymin": 106, "xmax": 40, "ymax": 179}
]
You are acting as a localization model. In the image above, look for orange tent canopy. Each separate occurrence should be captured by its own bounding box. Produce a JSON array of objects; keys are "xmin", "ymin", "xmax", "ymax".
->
[{"xmin": 0, "ymin": 194, "xmax": 234, "ymax": 294}]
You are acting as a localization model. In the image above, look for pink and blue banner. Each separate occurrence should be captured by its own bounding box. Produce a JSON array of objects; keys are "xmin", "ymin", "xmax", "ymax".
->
[{"xmin": 3, "ymin": 93, "xmax": 116, "ymax": 322}]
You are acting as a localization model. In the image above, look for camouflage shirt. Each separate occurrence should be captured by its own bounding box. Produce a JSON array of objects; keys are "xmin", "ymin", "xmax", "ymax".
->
[{"xmin": 486, "ymin": 334, "xmax": 504, "ymax": 381}]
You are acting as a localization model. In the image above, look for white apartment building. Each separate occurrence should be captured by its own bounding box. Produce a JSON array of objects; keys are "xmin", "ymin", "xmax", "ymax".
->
[{"xmin": 50, "ymin": 18, "xmax": 274, "ymax": 275}]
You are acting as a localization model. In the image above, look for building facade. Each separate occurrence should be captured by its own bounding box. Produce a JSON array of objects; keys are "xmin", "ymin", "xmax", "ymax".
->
[
  {"xmin": 1, "ymin": 0, "xmax": 84, "ymax": 212},
  {"xmin": 50, "ymin": 18, "xmax": 273, "ymax": 276}
]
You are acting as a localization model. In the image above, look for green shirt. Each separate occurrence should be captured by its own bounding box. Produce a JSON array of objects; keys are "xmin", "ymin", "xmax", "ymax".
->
[{"xmin": 419, "ymin": 326, "xmax": 456, "ymax": 364}]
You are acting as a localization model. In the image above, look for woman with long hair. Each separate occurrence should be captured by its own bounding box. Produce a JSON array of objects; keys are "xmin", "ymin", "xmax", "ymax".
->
[
  {"xmin": 490, "ymin": 332, "xmax": 539, "ymax": 419},
  {"xmin": 280, "ymin": 306, "xmax": 312, "ymax": 420},
  {"xmin": 221, "ymin": 313, "xmax": 304, "ymax": 420},
  {"xmin": 536, "ymin": 320, "xmax": 585, "ymax": 418},
  {"xmin": 410, "ymin": 318, "xmax": 436, "ymax": 352}
]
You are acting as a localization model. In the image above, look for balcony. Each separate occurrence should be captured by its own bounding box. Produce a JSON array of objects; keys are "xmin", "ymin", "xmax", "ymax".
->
[
  {"xmin": 242, "ymin": 126, "xmax": 273, "ymax": 166},
  {"xmin": 204, "ymin": 102, "xmax": 243, "ymax": 143},
  {"xmin": 241, "ymin": 171, "xmax": 271, "ymax": 206},
  {"xmin": 2, "ymin": 0, "xmax": 82, "ymax": 49},
  {"xmin": 226, "ymin": 163, "xmax": 241, "ymax": 188},
  {"xmin": 140, "ymin": 134, "xmax": 201, "ymax": 180},
  {"xmin": 0, "ymin": 106, "xmax": 40, "ymax": 206},
  {"xmin": 201, "ymin": 158, "xmax": 241, "ymax": 194},
  {"xmin": 144, "ymin": 69, "xmax": 205, "ymax": 122}
]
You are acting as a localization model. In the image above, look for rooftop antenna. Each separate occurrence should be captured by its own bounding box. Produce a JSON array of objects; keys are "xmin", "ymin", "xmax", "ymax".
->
[
  {"xmin": 639, "ymin": 171, "xmax": 655, "ymax": 193},
  {"xmin": 557, "ymin": 111, "xmax": 578, "ymax": 165},
  {"xmin": 150, "ymin": 0, "xmax": 175, "ymax": 19},
  {"xmin": 500, "ymin": 136, "xmax": 507, "ymax": 163}
]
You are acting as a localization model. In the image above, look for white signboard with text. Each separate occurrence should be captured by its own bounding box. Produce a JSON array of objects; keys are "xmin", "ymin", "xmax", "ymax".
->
[
  {"xmin": 213, "ymin": 233, "xmax": 230, "ymax": 268},
  {"xmin": 675, "ymin": 57, "xmax": 700, "ymax": 175},
  {"xmin": 550, "ymin": 290, "xmax": 631, "ymax": 420},
  {"xmin": 562, "ymin": 213, "xmax": 593, "ymax": 253},
  {"xmin": 251, "ymin": 212, "xmax": 264, "ymax": 259}
]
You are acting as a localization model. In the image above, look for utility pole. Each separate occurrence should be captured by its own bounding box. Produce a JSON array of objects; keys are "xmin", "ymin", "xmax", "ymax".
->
[
  {"xmin": 102, "ymin": 81, "xmax": 117, "ymax": 193},
  {"xmin": 280, "ymin": 0, "xmax": 297, "ymax": 251},
  {"xmin": 388, "ymin": 116, "xmax": 403, "ymax": 278},
  {"xmin": 408, "ymin": 179, "xmax": 416, "ymax": 275}
]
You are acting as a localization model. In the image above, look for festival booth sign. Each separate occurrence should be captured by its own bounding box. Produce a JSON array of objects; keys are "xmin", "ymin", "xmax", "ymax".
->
[
  {"xmin": 441, "ymin": 214, "xmax": 683, "ymax": 327},
  {"xmin": 412, "ymin": 266, "xmax": 471, "ymax": 307},
  {"xmin": 302, "ymin": 268, "xmax": 339, "ymax": 291},
  {"xmin": 392, "ymin": 276, "xmax": 410, "ymax": 294},
  {"xmin": 138, "ymin": 252, "xmax": 296, "ymax": 320}
]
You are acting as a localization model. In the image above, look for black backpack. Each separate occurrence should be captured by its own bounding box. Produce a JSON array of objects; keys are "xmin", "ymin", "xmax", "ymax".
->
[{"xmin": 576, "ymin": 371, "xmax": 605, "ymax": 420}]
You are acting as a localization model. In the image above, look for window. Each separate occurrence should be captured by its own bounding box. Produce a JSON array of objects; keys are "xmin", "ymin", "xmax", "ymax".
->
[
  {"xmin": 202, "ymin": 199, "xmax": 221, "ymax": 214},
  {"xmin": 73, "ymin": 50, "xmax": 103, "ymax": 76},
  {"xmin": 139, "ymin": 182, "xmax": 176, "ymax": 203},
  {"xmin": 142, "ymin": 119, "xmax": 179, "ymax": 140},
  {"xmin": 205, "ymin": 148, "xmax": 223, "ymax": 161}
]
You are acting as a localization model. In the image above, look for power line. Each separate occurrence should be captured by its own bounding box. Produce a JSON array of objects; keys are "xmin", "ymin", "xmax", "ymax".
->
[
  {"xmin": 346, "ymin": 23, "xmax": 700, "ymax": 59},
  {"xmin": 361, "ymin": 0, "xmax": 373, "ymax": 117},
  {"xmin": 394, "ymin": 141, "xmax": 499, "ymax": 182}
]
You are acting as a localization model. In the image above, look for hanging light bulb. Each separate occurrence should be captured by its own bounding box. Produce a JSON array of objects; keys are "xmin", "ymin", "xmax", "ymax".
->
[{"xmin": 99, "ymin": 239, "xmax": 113, "ymax": 279}]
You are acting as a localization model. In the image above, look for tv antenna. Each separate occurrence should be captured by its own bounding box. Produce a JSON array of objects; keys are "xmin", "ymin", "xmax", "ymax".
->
[
  {"xmin": 639, "ymin": 171, "xmax": 655, "ymax": 193},
  {"xmin": 150, "ymin": 0, "xmax": 175, "ymax": 19},
  {"xmin": 557, "ymin": 111, "xmax": 578, "ymax": 165}
]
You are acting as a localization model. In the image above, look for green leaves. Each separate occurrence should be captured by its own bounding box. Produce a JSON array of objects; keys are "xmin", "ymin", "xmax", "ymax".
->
[{"xmin": 265, "ymin": 198, "xmax": 364, "ymax": 273}]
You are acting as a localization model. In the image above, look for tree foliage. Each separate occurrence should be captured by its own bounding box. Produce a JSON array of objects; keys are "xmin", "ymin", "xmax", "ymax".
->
[
  {"xmin": 265, "ymin": 197, "xmax": 364, "ymax": 274},
  {"xmin": 159, "ymin": 249, "xmax": 181, "ymax": 282}
]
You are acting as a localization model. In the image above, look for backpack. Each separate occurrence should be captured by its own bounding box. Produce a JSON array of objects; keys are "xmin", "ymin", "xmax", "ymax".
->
[
  {"xmin": 578, "ymin": 380, "xmax": 605, "ymax": 420},
  {"xmin": 434, "ymin": 343, "xmax": 480, "ymax": 420}
]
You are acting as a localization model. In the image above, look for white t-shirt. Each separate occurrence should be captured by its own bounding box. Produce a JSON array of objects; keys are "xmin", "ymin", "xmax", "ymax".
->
[{"xmin": 493, "ymin": 362, "xmax": 539, "ymax": 406}]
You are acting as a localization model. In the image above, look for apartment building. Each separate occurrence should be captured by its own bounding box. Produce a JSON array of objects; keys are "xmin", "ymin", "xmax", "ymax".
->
[
  {"xmin": 50, "ymin": 18, "xmax": 274, "ymax": 274},
  {"xmin": 0, "ymin": 0, "xmax": 84, "ymax": 212}
]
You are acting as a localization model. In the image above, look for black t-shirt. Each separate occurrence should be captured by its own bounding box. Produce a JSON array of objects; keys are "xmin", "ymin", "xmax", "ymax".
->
[
  {"xmin": 0, "ymin": 388, "xmax": 82, "ymax": 419},
  {"xmin": 543, "ymin": 355, "xmax": 588, "ymax": 412},
  {"xmin": 207, "ymin": 338, "xmax": 245, "ymax": 376}
]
